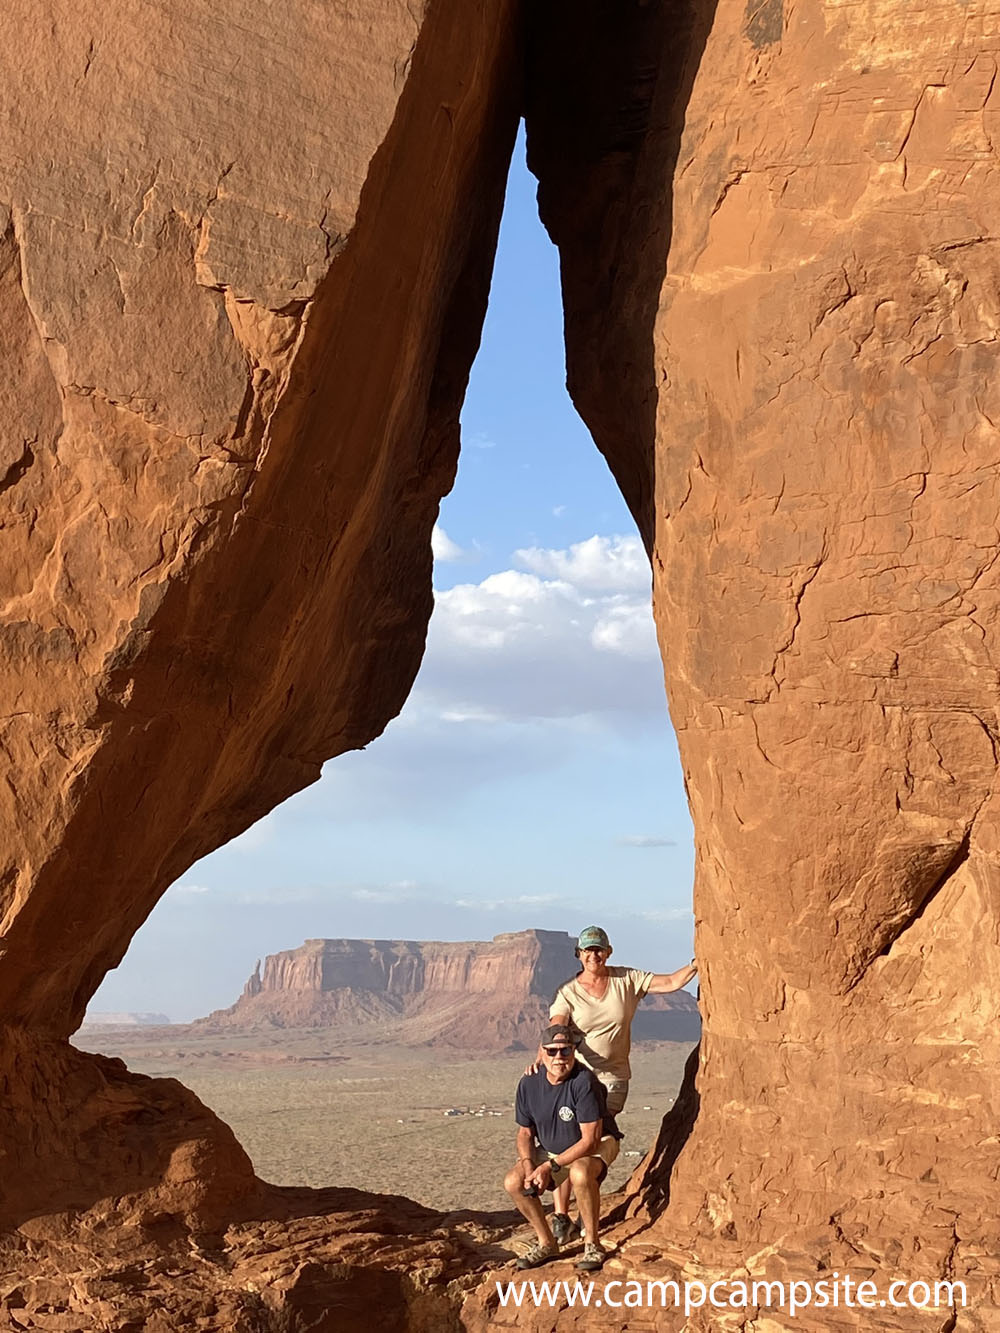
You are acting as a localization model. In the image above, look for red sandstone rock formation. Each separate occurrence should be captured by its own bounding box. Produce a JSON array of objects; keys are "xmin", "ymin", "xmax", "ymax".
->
[
  {"xmin": 194, "ymin": 929, "xmax": 700, "ymax": 1049},
  {"xmin": 523, "ymin": 0, "xmax": 1000, "ymax": 1318},
  {"xmin": 1, "ymin": 1184, "xmax": 512, "ymax": 1332},
  {"xmin": 3, "ymin": 0, "xmax": 1000, "ymax": 1325},
  {"xmin": 0, "ymin": 0, "xmax": 522, "ymax": 1255}
]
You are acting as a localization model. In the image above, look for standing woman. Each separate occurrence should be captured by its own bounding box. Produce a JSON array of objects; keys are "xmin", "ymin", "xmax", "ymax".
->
[{"xmin": 547, "ymin": 925, "xmax": 698, "ymax": 1240}]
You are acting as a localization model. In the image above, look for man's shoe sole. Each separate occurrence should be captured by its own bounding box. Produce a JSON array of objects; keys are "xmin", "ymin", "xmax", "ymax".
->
[
  {"xmin": 575, "ymin": 1249, "xmax": 607, "ymax": 1272},
  {"xmin": 517, "ymin": 1248, "xmax": 559, "ymax": 1270}
]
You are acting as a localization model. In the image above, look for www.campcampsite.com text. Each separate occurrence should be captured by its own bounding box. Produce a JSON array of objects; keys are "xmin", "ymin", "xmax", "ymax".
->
[{"xmin": 495, "ymin": 1274, "xmax": 968, "ymax": 1316}]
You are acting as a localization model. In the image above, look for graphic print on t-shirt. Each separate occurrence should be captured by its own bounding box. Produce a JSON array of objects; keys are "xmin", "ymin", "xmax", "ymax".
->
[{"xmin": 514, "ymin": 1065, "xmax": 619, "ymax": 1156}]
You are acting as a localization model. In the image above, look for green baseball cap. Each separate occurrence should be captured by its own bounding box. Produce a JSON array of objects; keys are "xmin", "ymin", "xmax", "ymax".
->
[{"xmin": 577, "ymin": 925, "xmax": 611, "ymax": 950}]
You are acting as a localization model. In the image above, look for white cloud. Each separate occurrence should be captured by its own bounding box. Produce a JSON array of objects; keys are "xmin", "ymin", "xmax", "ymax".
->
[
  {"xmin": 417, "ymin": 535, "xmax": 660, "ymax": 726},
  {"xmin": 172, "ymin": 882, "xmax": 211, "ymax": 894},
  {"xmin": 439, "ymin": 705, "xmax": 504, "ymax": 724},
  {"xmin": 431, "ymin": 524, "xmax": 467, "ymax": 563},
  {"xmin": 617, "ymin": 835, "xmax": 677, "ymax": 848},
  {"xmin": 454, "ymin": 893, "xmax": 565, "ymax": 911},
  {"xmin": 346, "ymin": 880, "xmax": 425, "ymax": 905},
  {"xmin": 351, "ymin": 887, "xmax": 409, "ymax": 904},
  {"xmin": 633, "ymin": 906, "xmax": 693, "ymax": 923},
  {"xmin": 553, "ymin": 505, "xmax": 566, "ymax": 517},
  {"xmin": 591, "ymin": 602, "xmax": 660, "ymax": 657},
  {"xmin": 284, "ymin": 531, "xmax": 672, "ymax": 822},
  {"xmin": 514, "ymin": 535, "xmax": 649, "ymax": 593}
]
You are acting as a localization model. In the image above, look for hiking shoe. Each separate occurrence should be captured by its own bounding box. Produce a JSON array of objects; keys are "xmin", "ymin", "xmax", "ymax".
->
[
  {"xmin": 550, "ymin": 1212, "xmax": 576, "ymax": 1244},
  {"xmin": 516, "ymin": 1239, "xmax": 559, "ymax": 1270},
  {"xmin": 575, "ymin": 1242, "xmax": 606, "ymax": 1272}
]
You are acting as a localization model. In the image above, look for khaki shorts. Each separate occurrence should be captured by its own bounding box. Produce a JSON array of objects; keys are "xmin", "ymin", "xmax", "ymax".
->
[
  {"xmin": 531, "ymin": 1135, "xmax": 620, "ymax": 1189},
  {"xmin": 595, "ymin": 1073, "xmax": 629, "ymax": 1115}
]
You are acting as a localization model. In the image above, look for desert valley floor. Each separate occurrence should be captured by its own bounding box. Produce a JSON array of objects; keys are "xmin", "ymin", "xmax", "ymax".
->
[{"xmin": 75, "ymin": 1027, "xmax": 695, "ymax": 1214}]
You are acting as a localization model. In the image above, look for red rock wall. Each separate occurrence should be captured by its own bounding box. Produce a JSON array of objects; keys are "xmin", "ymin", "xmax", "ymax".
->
[
  {"xmin": 527, "ymin": 0, "xmax": 1000, "ymax": 1295},
  {"xmin": 0, "ymin": 0, "xmax": 522, "ymax": 1230},
  {"xmin": 3, "ymin": 0, "xmax": 998, "ymax": 1313},
  {"xmin": 0, "ymin": 0, "xmax": 522, "ymax": 1038}
]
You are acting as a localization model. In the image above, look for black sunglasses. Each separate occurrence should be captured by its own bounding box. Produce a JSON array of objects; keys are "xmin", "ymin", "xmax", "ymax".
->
[{"xmin": 543, "ymin": 1044, "xmax": 575, "ymax": 1057}]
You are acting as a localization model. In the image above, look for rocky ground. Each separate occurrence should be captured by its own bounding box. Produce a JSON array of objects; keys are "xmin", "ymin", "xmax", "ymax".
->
[
  {"xmin": 4, "ymin": 1030, "xmax": 979, "ymax": 1330},
  {"xmin": 72, "ymin": 1028, "xmax": 695, "ymax": 1213},
  {"xmin": 0, "ymin": 1031, "xmax": 696, "ymax": 1332}
]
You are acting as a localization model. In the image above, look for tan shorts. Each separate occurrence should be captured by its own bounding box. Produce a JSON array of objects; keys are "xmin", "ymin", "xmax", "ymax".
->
[
  {"xmin": 595, "ymin": 1073, "xmax": 629, "ymax": 1115},
  {"xmin": 531, "ymin": 1135, "xmax": 620, "ymax": 1189}
]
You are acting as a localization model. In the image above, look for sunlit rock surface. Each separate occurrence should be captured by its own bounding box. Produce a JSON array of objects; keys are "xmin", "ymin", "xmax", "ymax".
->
[
  {"xmin": 0, "ymin": 0, "xmax": 521, "ymax": 1258},
  {"xmin": 525, "ymin": 0, "xmax": 1000, "ymax": 1319},
  {"xmin": 3, "ymin": 0, "xmax": 1000, "ymax": 1326}
]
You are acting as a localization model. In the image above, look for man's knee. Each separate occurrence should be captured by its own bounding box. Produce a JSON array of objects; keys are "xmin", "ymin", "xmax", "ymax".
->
[
  {"xmin": 568, "ymin": 1157, "xmax": 602, "ymax": 1188},
  {"xmin": 504, "ymin": 1167, "xmax": 526, "ymax": 1197}
]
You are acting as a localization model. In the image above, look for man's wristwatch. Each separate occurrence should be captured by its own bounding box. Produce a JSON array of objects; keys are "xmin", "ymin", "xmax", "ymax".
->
[{"xmin": 548, "ymin": 1154, "xmax": 562, "ymax": 1170}]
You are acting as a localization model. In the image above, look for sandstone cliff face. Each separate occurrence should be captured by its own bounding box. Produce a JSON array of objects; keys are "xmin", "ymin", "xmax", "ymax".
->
[
  {"xmin": 0, "ymin": 0, "xmax": 521, "ymax": 1036},
  {"xmin": 198, "ymin": 930, "xmax": 700, "ymax": 1050},
  {"xmin": 526, "ymin": 0, "xmax": 1000, "ymax": 1308},
  {"xmin": 0, "ymin": 0, "xmax": 521, "ymax": 1235},
  {"xmin": 4, "ymin": 0, "xmax": 1000, "ymax": 1324},
  {"xmin": 246, "ymin": 930, "xmax": 571, "ymax": 1001}
]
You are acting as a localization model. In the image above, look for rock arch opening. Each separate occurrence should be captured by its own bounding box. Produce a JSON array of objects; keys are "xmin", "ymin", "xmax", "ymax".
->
[
  {"xmin": 80, "ymin": 123, "xmax": 699, "ymax": 1216},
  {"xmin": 2, "ymin": 0, "xmax": 713, "ymax": 1255},
  {"xmin": 1, "ymin": 0, "xmax": 718, "ymax": 1258},
  {"xmin": 3, "ymin": 0, "xmax": 997, "ymax": 1324},
  {"xmin": 86, "ymin": 127, "xmax": 697, "ymax": 1023}
]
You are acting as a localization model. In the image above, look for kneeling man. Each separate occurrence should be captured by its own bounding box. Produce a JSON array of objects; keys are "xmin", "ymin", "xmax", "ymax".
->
[{"xmin": 504, "ymin": 1023, "xmax": 621, "ymax": 1271}]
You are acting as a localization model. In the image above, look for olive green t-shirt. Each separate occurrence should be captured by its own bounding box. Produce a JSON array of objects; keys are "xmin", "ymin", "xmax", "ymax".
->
[{"xmin": 549, "ymin": 966, "xmax": 655, "ymax": 1081}]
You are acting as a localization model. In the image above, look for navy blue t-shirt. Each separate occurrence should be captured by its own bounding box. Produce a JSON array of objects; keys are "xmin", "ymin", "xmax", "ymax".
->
[{"xmin": 515, "ymin": 1064, "xmax": 622, "ymax": 1156}]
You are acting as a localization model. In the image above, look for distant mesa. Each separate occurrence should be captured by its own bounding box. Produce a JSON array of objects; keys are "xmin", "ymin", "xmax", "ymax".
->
[
  {"xmin": 80, "ymin": 1011, "xmax": 171, "ymax": 1028},
  {"xmin": 192, "ymin": 929, "xmax": 700, "ymax": 1051}
]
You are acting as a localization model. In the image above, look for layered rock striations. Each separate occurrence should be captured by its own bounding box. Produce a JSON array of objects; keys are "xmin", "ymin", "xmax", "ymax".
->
[{"xmin": 197, "ymin": 930, "xmax": 700, "ymax": 1049}]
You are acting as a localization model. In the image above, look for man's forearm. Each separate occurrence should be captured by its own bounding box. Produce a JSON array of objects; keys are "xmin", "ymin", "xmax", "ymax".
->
[{"xmin": 515, "ymin": 1128, "xmax": 535, "ymax": 1171}]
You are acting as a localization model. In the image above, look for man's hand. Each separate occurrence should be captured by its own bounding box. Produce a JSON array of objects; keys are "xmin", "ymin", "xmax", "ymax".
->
[
  {"xmin": 525, "ymin": 1159, "xmax": 553, "ymax": 1192},
  {"xmin": 522, "ymin": 1059, "xmax": 540, "ymax": 1076}
]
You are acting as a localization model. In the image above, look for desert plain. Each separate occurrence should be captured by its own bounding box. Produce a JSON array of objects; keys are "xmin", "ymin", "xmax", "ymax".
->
[{"xmin": 75, "ymin": 1026, "xmax": 695, "ymax": 1215}]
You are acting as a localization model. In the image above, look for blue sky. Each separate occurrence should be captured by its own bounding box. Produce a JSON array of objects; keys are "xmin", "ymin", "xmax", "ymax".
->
[{"xmin": 90, "ymin": 131, "xmax": 695, "ymax": 1022}]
